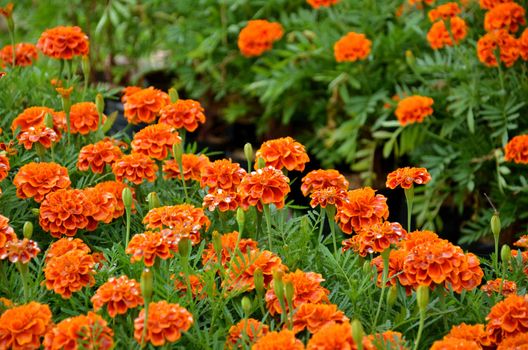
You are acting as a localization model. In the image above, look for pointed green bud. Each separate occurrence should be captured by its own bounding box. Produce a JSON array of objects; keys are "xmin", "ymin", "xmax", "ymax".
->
[
  {"xmin": 362, "ymin": 260, "xmax": 372, "ymax": 275},
  {"xmin": 387, "ymin": 285, "xmax": 398, "ymax": 307},
  {"xmin": 212, "ymin": 231, "xmax": 223, "ymax": 260},
  {"xmin": 95, "ymin": 93, "xmax": 105, "ymax": 116},
  {"xmin": 236, "ymin": 208, "xmax": 245, "ymax": 235},
  {"xmin": 44, "ymin": 113, "xmax": 54, "ymax": 129},
  {"xmin": 501, "ymin": 244, "xmax": 511, "ymax": 264},
  {"xmin": 122, "ymin": 187, "xmax": 132, "ymax": 209},
  {"xmin": 241, "ymin": 296, "xmax": 252, "ymax": 316},
  {"xmin": 417, "ymin": 285, "xmax": 429, "ymax": 311},
  {"xmin": 284, "ymin": 281, "xmax": 295, "ymax": 307},
  {"xmin": 273, "ymin": 270, "xmax": 285, "ymax": 302},
  {"xmin": 146, "ymin": 192, "xmax": 160, "ymax": 211},
  {"xmin": 178, "ymin": 237, "xmax": 192, "ymax": 259},
  {"xmin": 141, "ymin": 268, "xmax": 153, "ymax": 303},
  {"xmin": 168, "ymin": 88, "xmax": 179, "ymax": 103},
  {"xmin": 172, "ymin": 143, "xmax": 183, "ymax": 166},
  {"xmin": 244, "ymin": 143, "xmax": 254, "ymax": 164},
  {"xmin": 256, "ymin": 157, "xmax": 266, "ymax": 170},
  {"xmin": 254, "ymin": 267, "xmax": 264, "ymax": 295},
  {"xmin": 351, "ymin": 319, "xmax": 365, "ymax": 350},
  {"xmin": 82, "ymin": 55, "xmax": 91, "ymax": 81},
  {"xmin": 491, "ymin": 213, "xmax": 501, "ymax": 239},
  {"xmin": 23, "ymin": 221, "xmax": 33, "ymax": 239}
]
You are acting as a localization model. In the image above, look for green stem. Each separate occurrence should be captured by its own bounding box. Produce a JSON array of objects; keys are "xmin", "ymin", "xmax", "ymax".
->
[
  {"xmin": 372, "ymin": 248, "xmax": 390, "ymax": 329},
  {"xmin": 404, "ymin": 187, "xmax": 414, "ymax": 232},
  {"xmin": 125, "ymin": 205, "xmax": 131, "ymax": 247},
  {"xmin": 141, "ymin": 303, "xmax": 149, "ymax": 348},
  {"xmin": 7, "ymin": 18, "xmax": 15, "ymax": 68},
  {"xmin": 494, "ymin": 234, "xmax": 500, "ymax": 274},
  {"xmin": 262, "ymin": 203, "xmax": 273, "ymax": 251},
  {"xmin": 413, "ymin": 309, "xmax": 426, "ymax": 350},
  {"xmin": 326, "ymin": 206, "xmax": 338, "ymax": 254},
  {"xmin": 16, "ymin": 262, "xmax": 29, "ymax": 302},
  {"xmin": 318, "ymin": 207, "xmax": 326, "ymax": 244}
]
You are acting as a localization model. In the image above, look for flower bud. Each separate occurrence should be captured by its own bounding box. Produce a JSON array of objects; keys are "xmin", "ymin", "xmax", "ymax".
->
[
  {"xmin": 273, "ymin": 270, "xmax": 285, "ymax": 302},
  {"xmin": 172, "ymin": 143, "xmax": 183, "ymax": 167},
  {"xmin": 256, "ymin": 157, "xmax": 266, "ymax": 170},
  {"xmin": 44, "ymin": 113, "xmax": 54, "ymax": 129},
  {"xmin": 244, "ymin": 143, "xmax": 254, "ymax": 164},
  {"xmin": 254, "ymin": 267, "xmax": 264, "ymax": 295},
  {"xmin": 387, "ymin": 285, "xmax": 398, "ymax": 307},
  {"xmin": 417, "ymin": 285, "xmax": 429, "ymax": 311},
  {"xmin": 236, "ymin": 208, "xmax": 245, "ymax": 235},
  {"xmin": 168, "ymin": 88, "xmax": 179, "ymax": 103},
  {"xmin": 141, "ymin": 268, "xmax": 153, "ymax": 303},
  {"xmin": 212, "ymin": 231, "xmax": 222, "ymax": 259},
  {"xmin": 31, "ymin": 208, "xmax": 40, "ymax": 216},
  {"xmin": 23, "ymin": 221, "xmax": 33, "ymax": 239},
  {"xmin": 178, "ymin": 237, "xmax": 192, "ymax": 259},
  {"xmin": 122, "ymin": 187, "xmax": 132, "ymax": 209},
  {"xmin": 351, "ymin": 319, "xmax": 365, "ymax": 349},
  {"xmin": 363, "ymin": 260, "xmax": 372, "ymax": 275},
  {"xmin": 95, "ymin": 93, "xmax": 105, "ymax": 117},
  {"xmin": 82, "ymin": 55, "xmax": 90, "ymax": 79},
  {"xmin": 491, "ymin": 213, "xmax": 501, "ymax": 239},
  {"xmin": 146, "ymin": 192, "xmax": 160, "ymax": 211},
  {"xmin": 405, "ymin": 50, "xmax": 415, "ymax": 66},
  {"xmin": 501, "ymin": 244, "xmax": 511, "ymax": 264},
  {"xmin": 284, "ymin": 281, "xmax": 295, "ymax": 307},
  {"xmin": 241, "ymin": 296, "xmax": 252, "ymax": 316}
]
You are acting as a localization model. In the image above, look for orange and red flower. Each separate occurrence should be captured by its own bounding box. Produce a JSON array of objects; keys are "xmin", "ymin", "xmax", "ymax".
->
[
  {"xmin": 335, "ymin": 187, "xmax": 389, "ymax": 234},
  {"xmin": 201, "ymin": 231, "xmax": 258, "ymax": 267},
  {"xmin": 395, "ymin": 95, "xmax": 434, "ymax": 126},
  {"xmin": 1, "ymin": 238, "xmax": 40, "ymax": 264},
  {"xmin": 497, "ymin": 333, "xmax": 528, "ymax": 349},
  {"xmin": 238, "ymin": 20, "xmax": 284, "ymax": 57},
  {"xmin": 386, "ymin": 167, "xmax": 432, "ymax": 189},
  {"xmin": 428, "ymin": 2, "xmax": 461, "ymax": 22},
  {"xmin": 505, "ymin": 135, "xmax": 528, "ymax": 164},
  {"xmin": 93, "ymin": 181, "xmax": 134, "ymax": 219},
  {"xmin": 486, "ymin": 294, "xmax": 528, "ymax": 345},
  {"xmin": 0, "ymin": 301, "xmax": 52, "ymax": 350},
  {"xmin": 91, "ymin": 275, "xmax": 144, "ymax": 318},
  {"xmin": 77, "ymin": 139, "xmax": 123, "ymax": 174},
  {"xmin": 0, "ymin": 215, "xmax": 16, "ymax": 259},
  {"xmin": 430, "ymin": 338, "xmax": 481, "ymax": 350},
  {"xmin": 309, "ymin": 187, "xmax": 348, "ymax": 208},
  {"xmin": 256, "ymin": 137, "xmax": 310, "ymax": 172},
  {"xmin": 224, "ymin": 249, "xmax": 285, "ymax": 291},
  {"xmin": 225, "ymin": 318, "xmax": 269, "ymax": 349},
  {"xmin": 372, "ymin": 249, "xmax": 408, "ymax": 289},
  {"xmin": 0, "ymin": 3, "xmax": 13, "ymax": 19},
  {"xmin": 484, "ymin": 2, "xmax": 525, "ymax": 33},
  {"xmin": 0, "ymin": 153, "xmax": 9, "ymax": 182},
  {"xmin": 45, "ymin": 237, "xmax": 91, "ymax": 262},
  {"xmin": 121, "ymin": 86, "xmax": 142, "ymax": 103},
  {"xmin": 520, "ymin": 28, "xmax": 528, "ymax": 60},
  {"xmin": 252, "ymin": 329, "xmax": 304, "ymax": 350},
  {"xmin": 173, "ymin": 273, "xmax": 205, "ymax": 298},
  {"xmin": 126, "ymin": 230, "xmax": 179, "ymax": 266},
  {"xmin": 159, "ymin": 99, "xmax": 206, "ymax": 132},
  {"xmin": 0, "ymin": 43, "xmax": 38, "ymax": 67},
  {"xmin": 203, "ymin": 188, "xmax": 240, "ymax": 212},
  {"xmin": 163, "ymin": 154, "xmax": 210, "ymax": 181},
  {"xmin": 480, "ymin": 0, "xmax": 514, "ymax": 10},
  {"xmin": 13, "ymin": 162, "xmax": 71, "ymax": 203},
  {"xmin": 334, "ymin": 32, "xmax": 372, "ymax": 62},
  {"xmin": 301, "ymin": 169, "xmax": 349, "ymax": 196},
  {"xmin": 69, "ymin": 102, "xmax": 105, "ymax": 135},
  {"xmin": 82, "ymin": 187, "xmax": 118, "ymax": 225},
  {"xmin": 342, "ymin": 221, "xmax": 407, "ymax": 256},
  {"xmin": 11, "ymin": 106, "xmax": 65, "ymax": 134},
  {"xmin": 477, "ymin": 29, "xmax": 519, "ymax": 67},
  {"xmin": 239, "ymin": 166, "xmax": 291, "ymax": 211},
  {"xmin": 37, "ymin": 26, "xmax": 89, "ymax": 60},
  {"xmin": 17, "ymin": 126, "xmax": 58, "ymax": 150},
  {"xmin": 306, "ymin": 322, "xmax": 355, "ymax": 350},
  {"xmin": 306, "ymin": 0, "xmax": 339, "ymax": 8},
  {"xmin": 444, "ymin": 323, "xmax": 491, "ymax": 348},
  {"xmin": 143, "ymin": 204, "xmax": 210, "ymax": 233},
  {"xmin": 131, "ymin": 123, "xmax": 180, "ymax": 160},
  {"xmin": 123, "ymin": 87, "xmax": 170, "ymax": 124},
  {"xmin": 481, "ymin": 278, "xmax": 517, "ymax": 296},
  {"xmin": 427, "ymin": 17, "xmax": 467, "ymax": 49},
  {"xmin": 292, "ymin": 303, "xmax": 348, "ymax": 334},
  {"xmin": 112, "ymin": 153, "xmax": 158, "ymax": 185},
  {"xmin": 200, "ymin": 159, "xmax": 246, "ymax": 192}
]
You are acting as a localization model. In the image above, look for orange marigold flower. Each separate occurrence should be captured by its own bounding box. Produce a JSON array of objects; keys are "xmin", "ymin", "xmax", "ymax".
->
[
  {"xmin": 238, "ymin": 20, "xmax": 284, "ymax": 57},
  {"xmin": 372, "ymin": 249, "xmax": 408, "ymax": 289},
  {"xmin": 93, "ymin": 181, "xmax": 134, "ymax": 219},
  {"xmin": 203, "ymin": 188, "xmax": 240, "ymax": 212},
  {"xmin": 0, "ymin": 153, "xmax": 9, "ymax": 182},
  {"xmin": 342, "ymin": 221, "xmax": 407, "ymax": 256},
  {"xmin": 1, "ymin": 238, "xmax": 40, "ymax": 264},
  {"xmin": 505, "ymin": 135, "xmax": 528, "ymax": 164},
  {"xmin": 173, "ymin": 273, "xmax": 205, "ymax": 298},
  {"xmin": 252, "ymin": 329, "xmax": 304, "ymax": 350},
  {"xmin": 224, "ymin": 249, "xmax": 285, "ymax": 291},
  {"xmin": 480, "ymin": 0, "xmax": 513, "ymax": 10},
  {"xmin": 0, "ymin": 301, "xmax": 52, "ymax": 350},
  {"xmin": 334, "ymin": 32, "xmax": 371, "ymax": 63},
  {"xmin": 159, "ymin": 99, "xmax": 206, "ymax": 132},
  {"xmin": 481, "ymin": 278, "xmax": 517, "ymax": 296},
  {"xmin": 69, "ymin": 102, "xmax": 105, "ymax": 135},
  {"xmin": 112, "ymin": 153, "xmax": 158, "ymax": 185},
  {"xmin": 301, "ymin": 169, "xmax": 349, "ymax": 196},
  {"xmin": 266, "ymin": 270, "xmax": 329, "ymax": 315},
  {"xmin": 444, "ymin": 323, "xmax": 492, "ymax": 347},
  {"xmin": 143, "ymin": 204, "xmax": 210, "ymax": 233},
  {"xmin": 45, "ymin": 237, "xmax": 90, "ymax": 262},
  {"xmin": 0, "ymin": 3, "xmax": 13, "ymax": 18},
  {"xmin": 386, "ymin": 167, "xmax": 432, "ymax": 189},
  {"xmin": 55, "ymin": 87, "xmax": 73, "ymax": 99},
  {"xmin": 133, "ymin": 301, "xmax": 193, "ymax": 346},
  {"xmin": 200, "ymin": 159, "xmax": 246, "ymax": 192},
  {"xmin": 226, "ymin": 318, "xmax": 269, "ymax": 349},
  {"xmin": 497, "ymin": 332, "xmax": 528, "ymax": 349},
  {"xmin": 77, "ymin": 139, "xmax": 123, "ymax": 173},
  {"xmin": 306, "ymin": 0, "xmax": 339, "ymax": 8},
  {"xmin": 11, "ymin": 106, "xmax": 65, "ymax": 134},
  {"xmin": 83, "ymin": 187, "xmax": 118, "ymax": 225},
  {"xmin": 310, "ymin": 187, "xmax": 347, "ymax": 208},
  {"xmin": 121, "ymin": 86, "xmax": 142, "ymax": 103},
  {"xmin": 451, "ymin": 252, "xmax": 484, "ymax": 293},
  {"xmin": 430, "ymin": 338, "xmax": 481, "ymax": 350},
  {"xmin": 428, "ymin": 2, "xmax": 461, "ymax": 21},
  {"xmin": 17, "ymin": 125, "xmax": 58, "ymax": 150},
  {"xmin": 91, "ymin": 275, "xmax": 144, "ymax": 318},
  {"xmin": 335, "ymin": 187, "xmax": 389, "ymax": 234},
  {"xmin": 0, "ymin": 215, "xmax": 16, "ymax": 261},
  {"xmin": 256, "ymin": 137, "xmax": 310, "ymax": 172},
  {"xmin": 477, "ymin": 29, "xmax": 519, "ymax": 67},
  {"xmin": 0, "ymin": 43, "xmax": 38, "ymax": 67},
  {"xmin": 427, "ymin": 17, "xmax": 467, "ymax": 50},
  {"xmin": 126, "ymin": 230, "xmax": 178, "ymax": 266},
  {"xmin": 13, "ymin": 162, "xmax": 71, "ymax": 203},
  {"xmin": 39, "ymin": 188, "xmax": 95, "ymax": 237},
  {"xmin": 514, "ymin": 234, "xmax": 528, "ymax": 248},
  {"xmin": 484, "ymin": 2, "xmax": 526, "ymax": 33},
  {"xmin": 239, "ymin": 166, "xmax": 291, "ymax": 211},
  {"xmin": 395, "ymin": 95, "xmax": 434, "ymax": 126},
  {"xmin": 363, "ymin": 331, "xmax": 408, "ymax": 349},
  {"xmin": 43, "ymin": 249, "xmax": 96, "ymax": 298},
  {"xmin": 131, "ymin": 123, "xmax": 180, "ymax": 160},
  {"xmin": 519, "ymin": 28, "xmax": 528, "ymax": 60},
  {"xmin": 306, "ymin": 321, "xmax": 355, "ymax": 350},
  {"xmin": 292, "ymin": 303, "xmax": 348, "ymax": 334},
  {"xmin": 43, "ymin": 312, "xmax": 113, "ymax": 350},
  {"xmin": 398, "ymin": 229, "xmax": 440, "ymax": 251},
  {"xmin": 163, "ymin": 154, "xmax": 210, "ymax": 181},
  {"xmin": 123, "ymin": 86, "xmax": 170, "ymax": 124},
  {"xmin": 37, "ymin": 26, "xmax": 89, "ymax": 60},
  {"xmin": 202, "ymin": 231, "xmax": 259, "ymax": 267},
  {"xmin": 486, "ymin": 294, "xmax": 528, "ymax": 344}
]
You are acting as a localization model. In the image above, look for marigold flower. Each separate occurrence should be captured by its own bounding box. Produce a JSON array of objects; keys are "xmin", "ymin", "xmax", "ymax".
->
[
  {"xmin": 363, "ymin": 331, "xmax": 408, "ymax": 349},
  {"xmin": 238, "ymin": 20, "xmax": 283, "ymax": 57},
  {"xmin": 200, "ymin": 159, "xmax": 246, "ymax": 192},
  {"xmin": 430, "ymin": 338, "xmax": 481, "ymax": 350},
  {"xmin": 486, "ymin": 294, "xmax": 528, "ymax": 344},
  {"xmin": 173, "ymin": 273, "xmax": 205, "ymax": 298},
  {"xmin": 163, "ymin": 154, "xmax": 210, "ymax": 181},
  {"xmin": 68, "ymin": 102, "xmax": 105, "ymax": 135},
  {"xmin": 37, "ymin": 26, "xmax": 89, "ymax": 60},
  {"xmin": 334, "ymin": 32, "xmax": 372, "ymax": 63},
  {"xmin": 0, "ymin": 43, "xmax": 38, "ymax": 67},
  {"xmin": 266, "ymin": 270, "xmax": 329, "ymax": 315},
  {"xmin": 123, "ymin": 86, "xmax": 170, "ymax": 124},
  {"xmin": 497, "ymin": 332, "xmax": 528, "ymax": 349},
  {"xmin": 0, "ymin": 3, "xmax": 13, "ymax": 18},
  {"xmin": 45, "ymin": 237, "xmax": 91, "ymax": 262},
  {"xmin": 0, "ymin": 297, "xmax": 12, "ymax": 311},
  {"xmin": 477, "ymin": 29, "xmax": 519, "ymax": 67},
  {"xmin": 112, "ymin": 153, "xmax": 158, "ymax": 185},
  {"xmin": 342, "ymin": 221, "xmax": 407, "ymax": 256},
  {"xmin": 386, "ymin": 167, "xmax": 432, "ymax": 189},
  {"xmin": 17, "ymin": 125, "xmax": 58, "ymax": 150},
  {"xmin": 306, "ymin": 0, "xmax": 339, "ymax": 8},
  {"xmin": 143, "ymin": 203, "xmax": 210, "ymax": 232},
  {"xmin": 335, "ymin": 187, "xmax": 389, "ymax": 234},
  {"xmin": 121, "ymin": 86, "xmax": 142, "ymax": 103},
  {"xmin": 481, "ymin": 278, "xmax": 517, "ymax": 297},
  {"xmin": 239, "ymin": 166, "xmax": 291, "ymax": 211},
  {"xmin": 309, "ymin": 187, "xmax": 348, "ymax": 208},
  {"xmin": 514, "ymin": 235, "xmax": 528, "ymax": 248},
  {"xmin": 226, "ymin": 318, "xmax": 269, "ymax": 349},
  {"xmin": 256, "ymin": 137, "xmax": 310, "ymax": 172},
  {"xmin": 444, "ymin": 323, "xmax": 492, "ymax": 347},
  {"xmin": 93, "ymin": 181, "xmax": 134, "ymax": 219},
  {"xmin": 82, "ymin": 187, "xmax": 118, "ymax": 225},
  {"xmin": 301, "ymin": 169, "xmax": 349, "ymax": 196},
  {"xmin": 126, "ymin": 230, "xmax": 179, "ymax": 266},
  {"xmin": 91, "ymin": 275, "xmax": 143, "ymax": 318},
  {"xmin": 484, "ymin": 2, "xmax": 525, "ymax": 33},
  {"xmin": 0, "ymin": 301, "xmax": 52, "ymax": 350},
  {"xmin": 159, "ymin": 99, "xmax": 206, "ymax": 132},
  {"xmin": 133, "ymin": 301, "xmax": 193, "ymax": 346},
  {"xmin": 1, "ymin": 238, "xmax": 40, "ymax": 264},
  {"xmin": 395, "ymin": 95, "xmax": 434, "ymax": 126},
  {"xmin": 0, "ymin": 215, "xmax": 15, "ymax": 260},
  {"xmin": 252, "ymin": 329, "xmax": 304, "ymax": 350},
  {"xmin": 306, "ymin": 321, "xmax": 355, "ymax": 350},
  {"xmin": 43, "ymin": 249, "xmax": 96, "ymax": 298},
  {"xmin": 505, "ymin": 135, "xmax": 528, "ymax": 163},
  {"xmin": 77, "ymin": 139, "xmax": 123, "ymax": 173},
  {"xmin": 428, "ymin": 2, "xmax": 461, "ymax": 21},
  {"xmin": 0, "ymin": 153, "xmax": 9, "ymax": 182},
  {"xmin": 292, "ymin": 303, "xmax": 348, "ymax": 334},
  {"xmin": 13, "ymin": 162, "xmax": 70, "ymax": 203},
  {"xmin": 519, "ymin": 28, "xmax": 528, "ymax": 60},
  {"xmin": 11, "ymin": 106, "xmax": 65, "ymax": 134},
  {"xmin": 203, "ymin": 188, "xmax": 240, "ymax": 212},
  {"xmin": 427, "ymin": 17, "xmax": 467, "ymax": 49},
  {"xmin": 372, "ymin": 249, "xmax": 408, "ymax": 289},
  {"xmin": 55, "ymin": 87, "xmax": 73, "ymax": 99},
  {"xmin": 224, "ymin": 249, "xmax": 285, "ymax": 291},
  {"xmin": 480, "ymin": 0, "xmax": 514, "ymax": 10},
  {"xmin": 398, "ymin": 229, "xmax": 440, "ymax": 251},
  {"xmin": 201, "ymin": 231, "xmax": 258, "ymax": 267},
  {"xmin": 131, "ymin": 123, "xmax": 180, "ymax": 160},
  {"xmin": 43, "ymin": 312, "xmax": 113, "ymax": 350}
]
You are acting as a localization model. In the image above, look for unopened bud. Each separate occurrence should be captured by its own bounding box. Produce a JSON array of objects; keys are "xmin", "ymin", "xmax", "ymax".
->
[
  {"xmin": 285, "ymin": 281, "xmax": 295, "ymax": 306},
  {"xmin": 273, "ymin": 270, "xmax": 285, "ymax": 302},
  {"xmin": 178, "ymin": 237, "xmax": 192, "ymax": 258},
  {"xmin": 501, "ymin": 244, "xmax": 511, "ymax": 264},
  {"xmin": 241, "ymin": 296, "xmax": 252, "ymax": 316},
  {"xmin": 141, "ymin": 268, "xmax": 153, "ymax": 303},
  {"xmin": 256, "ymin": 157, "xmax": 266, "ymax": 170},
  {"xmin": 23, "ymin": 221, "xmax": 33, "ymax": 239},
  {"xmin": 173, "ymin": 143, "xmax": 183, "ymax": 166},
  {"xmin": 363, "ymin": 260, "xmax": 372, "ymax": 275},
  {"xmin": 244, "ymin": 143, "xmax": 253, "ymax": 163},
  {"xmin": 31, "ymin": 208, "xmax": 40, "ymax": 216},
  {"xmin": 351, "ymin": 319, "xmax": 365, "ymax": 350},
  {"xmin": 387, "ymin": 285, "xmax": 398, "ymax": 307},
  {"xmin": 95, "ymin": 93, "xmax": 105, "ymax": 116},
  {"xmin": 168, "ymin": 88, "xmax": 179, "ymax": 103},
  {"xmin": 122, "ymin": 187, "xmax": 132, "ymax": 209},
  {"xmin": 82, "ymin": 55, "xmax": 91, "ymax": 81},
  {"xmin": 254, "ymin": 268, "xmax": 264, "ymax": 294},
  {"xmin": 146, "ymin": 192, "xmax": 160, "ymax": 211},
  {"xmin": 491, "ymin": 213, "xmax": 501, "ymax": 239},
  {"xmin": 405, "ymin": 50, "xmax": 415, "ymax": 66},
  {"xmin": 212, "ymin": 231, "xmax": 222, "ymax": 259},
  {"xmin": 417, "ymin": 285, "xmax": 429, "ymax": 311},
  {"xmin": 236, "ymin": 208, "xmax": 245, "ymax": 234}
]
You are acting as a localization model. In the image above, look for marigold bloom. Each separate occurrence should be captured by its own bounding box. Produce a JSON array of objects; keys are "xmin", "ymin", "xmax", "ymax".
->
[
  {"xmin": 202, "ymin": 231, "xmax": 259, "ymax": 267},
  {"xmin": 112, "ymin": 153, "xmax": 158, "ymax": 185},
  {"xmin": 17, "ymin": 125, "xmax": 58, "ymax": 150},
  {"xmin": 143, "ymin": 204, "xmax": 210, "ymax": 233},
  {"xmin": 427, "ymin": 17, "xmax": 467, "ymax": 49},
  {"xmin": 497, "ymin": 333, "xmax": 528, "ymax": 349},
  {"xmin": 477, "ymin": 29, "xmax": 519, "ymax": 67},
  {"xmin": 306, "ymin": 321, "xmax": 355, "ymax": 350},
  {"xmin": 163, "ymin": 154, "xmax": 210, "ymax": 181},
  {"xmin": 252, "ymin": 329, "xmax": 304, "ymax": 350},
  {"xmin": 334, "ymin": 32, "xmax": 371, "ymax": 63},
  {"xmin": 520, "ymin": 28, "xmax": 528, "ymax": 60},
  {"xmin": 444, "ymin": 323, "xmax": 492, "ymax": 347},
  {"xmin": 1, "ymin": 238, "xmax": 40, "ymax": 264},
  {"xmin": 486, "ymin": 294, "xmax": 528, "ymax": 344},
  {"xmin": 238, "ymin": 20, "xmax": 283, "ymax": 57},
  {"xmin": 0, "ymin": 3, "xmax": 13, "ymax": 18},
  {"xmin": 11, "ymin": 106, "xmax": 65, "ymax": 134},
  {"xmin": 200, "ymin": 159, "xmax": 246, "ymax": 192},
  {"xmin": 335, "ymin": 187, "xmax": 389, "ymax": 234},
  {"xmin": 395, "ymin": 95, "xmax": 434, "ymax": 126},
  {"xmin": 0, "ymin": 302, "xmax": 52, "ymax": 350},
  {"xmin": 45, "ymin": 237, "xmax": 91, "ymax": 262},
  {"xmin": 0, "ymin": 43, "xmax": 38, "ymax": 67},
  {"xmin": 256, "ymin": 137, "xmax": 310, "ymax": 172},
  {"xmin": 131, "ymin": 123, "xmax": 180, "ymax": 160},
  {"xmin": 398, "ymin": 230, "xmax": 440, "ymax": 251},
  {"xmin": 77, "ymin": 139, "xmax": 123, "ymax": 173},
  {"xmin": 44, "ymin": 249, "xmax": 95, "ymax": 298},
  {"xmin": 484, "ymin": 2, "xmax": 525, "ymax": 33},
  {"xmin": 309, "ymin": 187, "xmax": 347, "ymax": 208},
  {"xmin": 292, "ymin": 303, "xmax": 348, "ymax": 334},
  {"xmin": 224, "ymin": 249, "xmax": 285, "ymax": 291},
  {"xmin": 226, "ymin": 318, "xmax": 269, "ymax": 349},
  {"xmin": 386, "ymin": 167, "xmax": 432, "ymax": 189},
  {"xmin": 372, "ymin": 249, "xmax": 408, "ymax": 289},
  {"xmin": 266, "ymin": 270, "xmax": 329, "ymax": 315},
  {"xmin": 514, "ymin": 235, "xmax": 528, "ymax": 248},
  {"xmin": 133, "ymin": 301, "xmax": 193, "ymax": 346},
  {"xmin": 43, "ymin": 312, "xmax": 113, "ymax": 350},
  {"xmin": 126, "ymin": 230, "xmax": 179, "ymax": 266},
  {"xmin": 363, "ymin": 331, "xmax": 408, "ymax": 349},
  {"xmin": 342, "ymin": 221, "xmax": 407, "ymax": 256},
  {"xmin": 13, "ymin": 162, "xmax": 70, "ymax": 203},
  {"xmin": 0, "ymin": 215, "xmax": 16, "ymax": 261},
  {"xmin": 480, "ymin": 0, "xmax": 514, "ymax": 10},
  {"xmin": 121, "ymin": 86, "xmax": 142, "ymax": 103},
  {"xmin": 159, "ymin": 99, "xmax": 206, "ymax": 132},
  {"xmin": 239, "ymin": 166, "xmax": 291, "ymax": 211},
  {"xmin": 428, "ymin": 2, "xmax": 461, "ymax": 21},
  {"xmin": 173, "ymin": 273, "xmax": 205, "ymax": 298},
  {"xmin": 37, "ymin": 26, "xmax": 89, "ymax": 60},
  {"xmin": 306, "ymin": 0, "xmax": 339, "ymax": 8},
  {"xmin": 203, "ymin": 188, "xmax": 240, "ymax": 212},
  {"xmin": 301, "ymin": 169, "xmax": 349, "ymax": 196},
  {"xmin": 91, "ymin": 275, "xmax": 143, "ymax": 318},
  {"xmin": 82, "ymin": 187, "xmax": 118, "ymax": 225},
  {"xmin": 68, "ymin": 102, "xmax": 104, "ymax": 135},
  {"xmin": 481, "ymin": 278, "xmax": 517, "ymax": 296},
  {"xmin": 505, "ymin": 135, "xmax": 528, "ymax": 163},
  {"xmin": 39, "ymin": 188, "xmax": 95, "ymax": 237},
  {"xmin": 430, "ymin": 338, "xmax": 481, "ymax": 350},
  {"xmin": 0, "ymin": 153, "xmax": 9, "ymax": 182},
  {"xmin": 93, "ymin": 181, "xmax": 133, "ymax": 219},
  {"xmin": 123, "ymin": 86, "xmax": 170, "ymax": 124}
]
